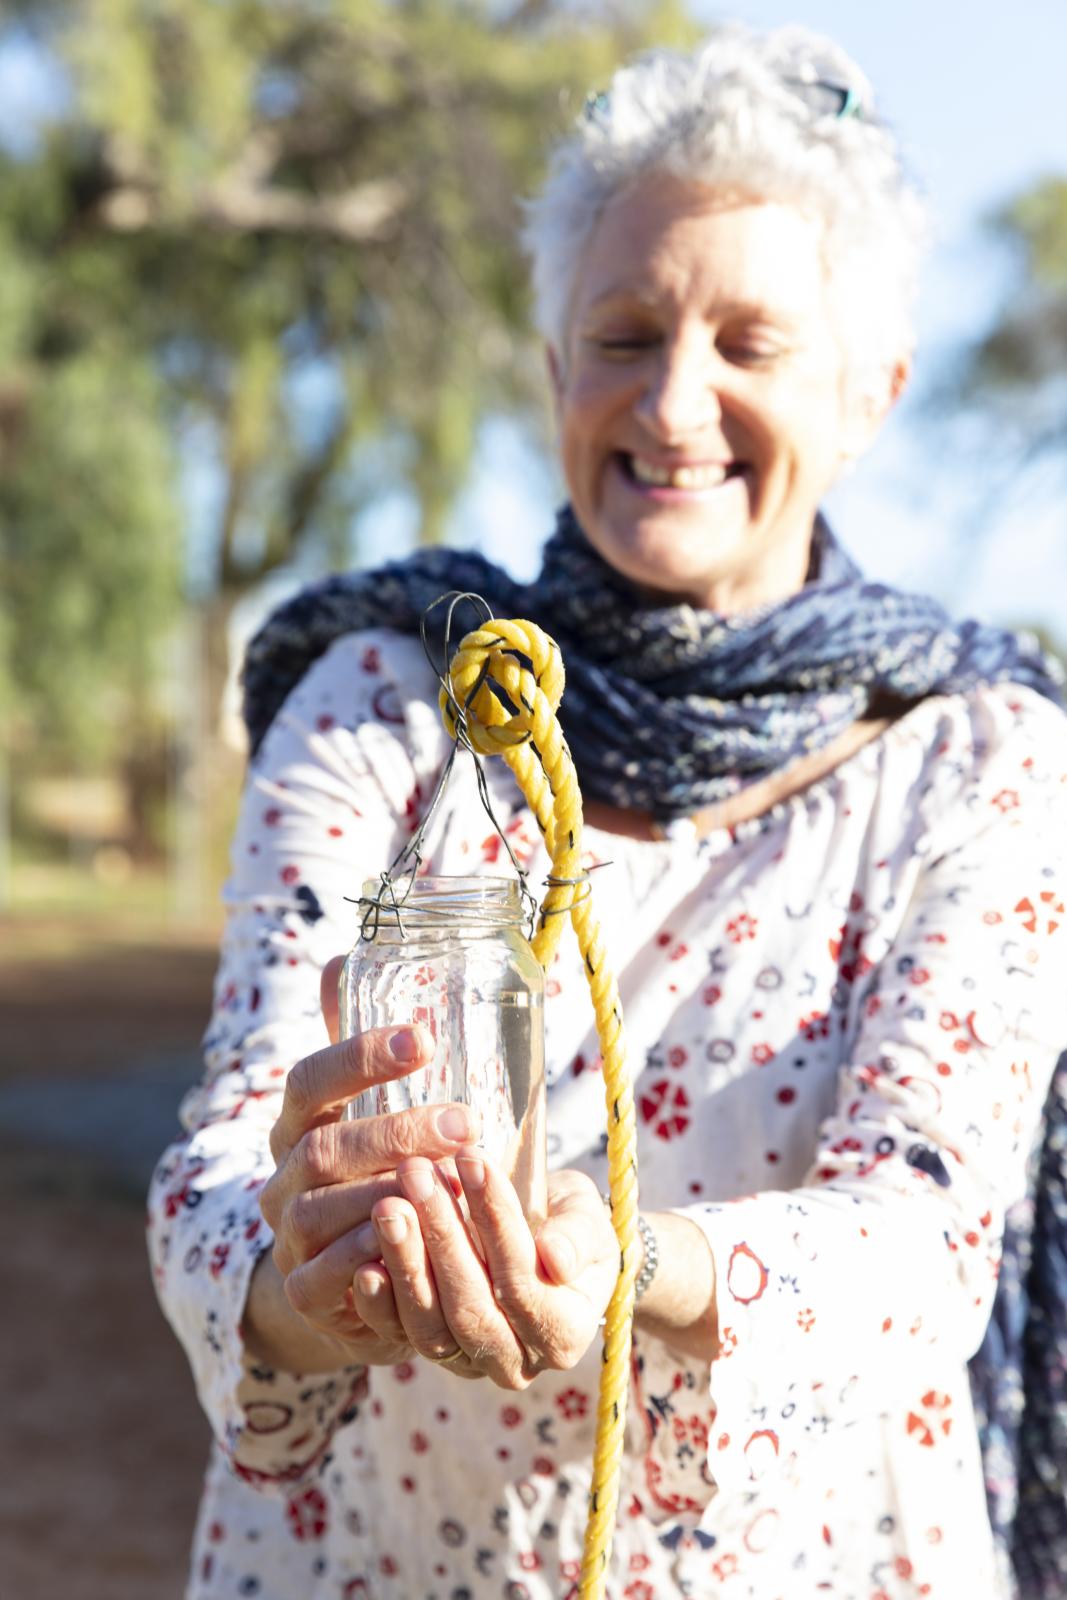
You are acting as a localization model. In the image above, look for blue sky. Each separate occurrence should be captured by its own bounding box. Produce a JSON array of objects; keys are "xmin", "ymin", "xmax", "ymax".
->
[{"xmin": 0, "ymin": 27, "xmax": 67, "ymax": 153}]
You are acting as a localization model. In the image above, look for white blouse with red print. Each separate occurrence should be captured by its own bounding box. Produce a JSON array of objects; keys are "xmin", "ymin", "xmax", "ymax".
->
[{"xmin": 148, "ymin": 628, "xmax": 1067, "ymax": 1600}]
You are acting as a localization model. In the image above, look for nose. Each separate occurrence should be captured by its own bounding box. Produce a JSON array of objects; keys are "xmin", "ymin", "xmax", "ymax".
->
[{"xmin": 633, "ymin": 336, "xmax": 721, "ymax": 441}]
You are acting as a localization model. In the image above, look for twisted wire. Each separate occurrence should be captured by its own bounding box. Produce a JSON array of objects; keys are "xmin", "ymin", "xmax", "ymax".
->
[
  {"xmin": 440, "ymin": 614, "xmax": 638, "ymax": 1600},
  {"xmin": 352, "ymin": 592, "xmax": 543, "ymax": 942}
]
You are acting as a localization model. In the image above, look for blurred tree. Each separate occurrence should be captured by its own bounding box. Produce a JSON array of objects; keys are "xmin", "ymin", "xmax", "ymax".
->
[
  {"xmin": 947, "ymin": 176, "xmax": 1067, "ymax": 667},
  {"xmin": 0, "ymin": 346, "xmax": 181, "ymax": 849},
  {"xmin": 0, "ymin": 0, "xmax": 694, "ymax": 875},
  {"xmin": 961, "ymin": 176, "xmax": 1067, "ymax": 462},
  {"xmin": 0, "ymin": 161, "xmax": 182, "ymax": 855}
]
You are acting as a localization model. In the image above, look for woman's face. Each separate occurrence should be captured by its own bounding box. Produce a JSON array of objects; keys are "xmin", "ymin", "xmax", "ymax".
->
[{"xmin": 550, "ymin": 175, "xmax": 895, "ymax": 613}]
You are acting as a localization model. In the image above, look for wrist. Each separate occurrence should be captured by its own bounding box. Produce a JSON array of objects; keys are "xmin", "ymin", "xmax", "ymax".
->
[
  {"xmin": 243, "ymin": 1250, "xmax": 356, "ymax": 1375},
  {"xmin": 632, "ymin": 1210, "xmax": 719, "ymax": 1364}
]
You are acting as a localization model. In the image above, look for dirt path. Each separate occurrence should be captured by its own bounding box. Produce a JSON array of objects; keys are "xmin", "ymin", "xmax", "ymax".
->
[{"xmin": 2, "ymin": 920, "xmax": 221, "ymax": 1599}]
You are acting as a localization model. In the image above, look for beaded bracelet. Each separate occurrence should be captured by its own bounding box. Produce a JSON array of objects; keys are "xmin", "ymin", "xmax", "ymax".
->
[
  {"xmin": 634, "ymin": 1212, "xmax": 659, "ymax": 1303},
  {"xmin": 602, "ymin": 1194, "xmax": 659, "ymax": 1304}
]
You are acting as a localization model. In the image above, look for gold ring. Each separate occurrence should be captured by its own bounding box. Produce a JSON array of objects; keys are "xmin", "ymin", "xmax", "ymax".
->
[{"xmin": 428, "ymin": 1345, "xmax": 468, "ymax": 1368}]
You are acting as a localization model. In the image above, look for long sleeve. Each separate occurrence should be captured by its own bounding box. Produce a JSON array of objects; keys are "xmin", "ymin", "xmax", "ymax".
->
[
  {"xmin": 633, "ymin": 685, "xmax": 1067, "ymax": 1521},
  {"xmin": 147, "ymin": 631, "xmax": 449, "ymax": 1484}
]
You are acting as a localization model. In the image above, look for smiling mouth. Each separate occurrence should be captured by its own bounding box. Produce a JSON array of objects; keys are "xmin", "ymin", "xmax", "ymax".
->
[{"xmin": 620, "ymin": 453, "xmax": 748, "ymax": 490}]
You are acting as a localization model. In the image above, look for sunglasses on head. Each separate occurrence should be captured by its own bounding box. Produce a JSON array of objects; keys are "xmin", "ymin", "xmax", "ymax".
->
[
  {"xmin": 784, "ymin": 77, "xmax": 866, "ymax": 120},
  {"xmin": 584, "ymin": 75, "xmax": 867, "ymax": 125}
]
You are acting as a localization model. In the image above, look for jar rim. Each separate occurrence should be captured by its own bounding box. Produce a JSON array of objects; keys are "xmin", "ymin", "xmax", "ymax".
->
[
  {"xmin": 359, "ymin": 873, "xmax": 527, "ymax": 934},
  {"xmin": 361, "ymin": 874, "xmax": 521, "ymax": 902}
]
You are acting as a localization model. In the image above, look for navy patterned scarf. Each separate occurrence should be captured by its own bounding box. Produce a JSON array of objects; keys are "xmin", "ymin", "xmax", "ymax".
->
[
  {"xmin": 242, "ymin": 504, "xmax": 1067, "ymax": 1595},
  {"xmin": 245, "ymin": 507, "xmax": 1059, "ymax": 819}
]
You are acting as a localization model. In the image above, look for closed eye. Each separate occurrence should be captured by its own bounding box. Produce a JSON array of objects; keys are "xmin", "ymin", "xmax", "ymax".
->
[
  {"xmin": 720, "ymin": 343, "xmax": 785, "ymax": 367},
  {"xmin": 589, "ymin": 335, "xmax": 658, "ymax": 354}
]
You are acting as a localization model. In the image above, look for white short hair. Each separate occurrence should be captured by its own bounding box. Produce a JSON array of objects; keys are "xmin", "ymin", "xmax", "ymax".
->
[{"xmin": 523, "ymin": 23, "xmax": 929, "ymax": 392}]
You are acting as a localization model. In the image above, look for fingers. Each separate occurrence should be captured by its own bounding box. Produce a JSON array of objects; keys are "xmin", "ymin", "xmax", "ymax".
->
[
  {"xmin": 320, "ymin": 954, "xmax": 345, "ymax": 1044},
  {"xmin": 351, "ymin": 1260, "xmax": 409, "ymax": 1350},
  {"xmin": 270, "ymin": 1024, "xmax": 437, "ymax": 1165},
  {"xmin": 536, "ymin": 1171, "xmax": 613, "ymax": 1286},
  {"xmin": 454, "ymin": 1150, "xmax": 540, "ymax": 1290},
  {"xmin": 450, "ymin": 1151, "xmax": 554, "ymax": 1370},
  {"xmin": 362, "ymin": 1189, "xmax": 455, "ymax": 1360},
  {"xmin": 284, "ymin": 1219, "xmax": 386, "ymax": 1330},
  {"xmin": 271, "ymin": 1174, "xmax": 399, "ymax": 1275},
  {"xmin": 352, "ymin": 1257, "xmax": 480, "ymax": 1380},
  {"xmin": 376, "ymin": 1160, "xmax": 526, "ymax": 1385},
  {"xmin": 261, "ymin": 1101, "xmax": 481, "ymax": 1231},
  {"xmin": 455, "ymin": 1156, "xmax": 616, "ymax": 1371}
]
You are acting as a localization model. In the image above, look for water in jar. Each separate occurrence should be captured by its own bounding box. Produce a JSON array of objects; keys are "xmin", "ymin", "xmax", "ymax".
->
[{"xmin": 341, "ymin": 876, "xmax": 547, "ymax": 1227}]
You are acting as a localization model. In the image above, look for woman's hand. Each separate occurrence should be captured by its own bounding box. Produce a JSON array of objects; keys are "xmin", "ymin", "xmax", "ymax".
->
[
  {"xmin": 250, "ymin": 957, "xmax": 484, "ymax": 1373},
  {"xmin": 354, "ymin": 1149, "xmax": 620, "ymax": 1389},
  {"xmin": 251, "ymin": 952, "xmax": 623, "ymax": 1386}
]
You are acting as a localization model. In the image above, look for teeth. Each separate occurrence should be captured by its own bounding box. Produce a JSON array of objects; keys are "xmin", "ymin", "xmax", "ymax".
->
[
  {"xmin": 673, "ymin": 463, "xmax": 727, "ymax": 489},
  {"xmin": 630, "ymin": 455, "xmax": 729, "ymax": 489}
]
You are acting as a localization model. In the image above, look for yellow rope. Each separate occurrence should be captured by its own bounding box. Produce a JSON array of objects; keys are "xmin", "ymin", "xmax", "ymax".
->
[{"xmin": 440, "ymin": 617, "xmax": 638, "ymax": 1600}]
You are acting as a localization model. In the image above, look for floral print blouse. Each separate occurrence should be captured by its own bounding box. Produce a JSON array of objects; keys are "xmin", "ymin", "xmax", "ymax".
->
[{"xmin": 148, "ymin": 629, "xmax": 1067, "ymax": 1600}]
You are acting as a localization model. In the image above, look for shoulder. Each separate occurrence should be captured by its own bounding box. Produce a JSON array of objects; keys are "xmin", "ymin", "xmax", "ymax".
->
[
  {"xmin": 291, "ymin": 626, "xmax": 438, "ymax": 711},
  {"xmin": 891, "ymin": 680, "xmax": 1067, "ymax": 783},
  {"xmin": 875, "ymin": 682, "xmax": 1067, "ymax": 857},
  {"xmin": 251, "ymin": 626, "xmax": 450, "ymax": 779},
  {"xmin": 944, "ymin": 679, "xmax": 1066, "ymax": 748},
  {"xmin": 263, "ymin": 626, "xmax": 439, "ymax": 728}
]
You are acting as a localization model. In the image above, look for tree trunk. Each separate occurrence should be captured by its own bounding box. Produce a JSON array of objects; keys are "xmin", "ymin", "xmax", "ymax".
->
[{"xmin": 171, "ymin": 590, "xmax": 247, "ymax": 919}]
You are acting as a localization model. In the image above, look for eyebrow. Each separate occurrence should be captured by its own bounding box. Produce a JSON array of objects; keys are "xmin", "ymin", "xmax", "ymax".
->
[{"xmin": 580, "ymin": 286, "xmax": 801, "ymax": 325}]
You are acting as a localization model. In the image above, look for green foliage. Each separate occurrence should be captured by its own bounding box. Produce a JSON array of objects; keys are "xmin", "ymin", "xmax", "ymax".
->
[
  {"xmin": 0, "ymin": 0, "xmax": 697, "ymax": 844},
  {"xmin": 0, "ymin": 349, "xmax": 181, "ymax": 765},
  {"xmin": 968, "ymin": 177, "xmax": 1067, "ymax": 395},
  {"xmin": 1003, "ymin": 178, "xmax": 1067, "ymax": 292},
  {"xmin": 38, "ymin": 0, "xmax": 697, "ymax": 568}
]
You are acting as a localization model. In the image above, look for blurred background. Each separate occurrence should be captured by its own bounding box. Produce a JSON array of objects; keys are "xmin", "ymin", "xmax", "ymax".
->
[{"xmin": 0, "ymin": 2, "xmax": 1064, "ymax": 1595}]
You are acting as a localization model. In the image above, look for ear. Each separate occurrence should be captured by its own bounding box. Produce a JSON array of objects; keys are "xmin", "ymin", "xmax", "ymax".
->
[{"xmin": 839, "ymin": 354, "xmax": 911, "ymax": 467}]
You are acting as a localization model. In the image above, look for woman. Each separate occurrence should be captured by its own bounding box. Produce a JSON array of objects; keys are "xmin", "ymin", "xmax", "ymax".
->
[{"xmin": 150, "ymin": 23, "xmax": 1067, "ymax": 1600}]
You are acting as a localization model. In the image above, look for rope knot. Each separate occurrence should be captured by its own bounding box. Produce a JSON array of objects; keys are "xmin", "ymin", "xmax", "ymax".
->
[{"xmin": 439, "ymin": 618, "xmax": 564, "ymax": 756}]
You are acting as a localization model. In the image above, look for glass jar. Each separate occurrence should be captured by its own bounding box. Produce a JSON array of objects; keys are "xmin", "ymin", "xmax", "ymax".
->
[{"xmin": 341, "ymin": 876, "xmax": 547, "ymax": 1227}]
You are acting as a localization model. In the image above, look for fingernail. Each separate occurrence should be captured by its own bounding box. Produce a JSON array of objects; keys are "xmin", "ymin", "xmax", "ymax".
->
[
  {"xmin": 456, "ymin": 1154, "xmax": 485, "ymax": 1192},
  {"xmin": 354, "ymin": 1265, "xmax": 384, "ymax": 1299},
  {"xmin": 353, "ymin": 1220, "xmax": 379, "ymax": 1253},
  {"xmin": 436, "ymin": 1106, "xmax": 470, "ymax": 1142},
  {"xmin": 374, "ymin": 1211, "xmax": 407, "ymax": 1245},
  {"xmin": 399, "ymin": 1163, "xmax": 435, "ymax": 1204},
  {"xmin": 389, "ymin": 1028, "xmax": 422, "ymax": 1062}
]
